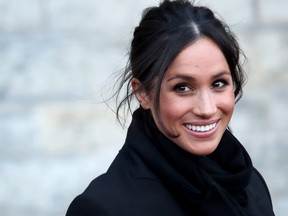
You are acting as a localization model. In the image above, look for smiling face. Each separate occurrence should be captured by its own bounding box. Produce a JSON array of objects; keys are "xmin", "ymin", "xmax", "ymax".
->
[{"xmin": 133, "ymin": 37, "xmax": 235, "ymax": 156}]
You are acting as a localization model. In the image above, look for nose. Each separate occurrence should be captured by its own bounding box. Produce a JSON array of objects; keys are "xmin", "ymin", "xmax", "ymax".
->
[{"xmin": 193, "ymin": 91, "xmax": 217, "ymax": 118}]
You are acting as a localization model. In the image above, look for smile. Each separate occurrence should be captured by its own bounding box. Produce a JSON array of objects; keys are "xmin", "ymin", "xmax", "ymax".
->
[{"xmin": 185, "ymin": 123, "xmax": 217, "ymax": 132}]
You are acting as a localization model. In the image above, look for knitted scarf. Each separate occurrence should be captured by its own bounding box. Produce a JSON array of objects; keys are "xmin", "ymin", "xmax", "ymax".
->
[{"xmin": 125, "ymin": 108, "xmax": 255, "ymax": 216}]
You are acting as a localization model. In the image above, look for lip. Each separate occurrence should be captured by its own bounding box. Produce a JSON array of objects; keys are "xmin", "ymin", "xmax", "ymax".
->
[{"xmin": 183, "ymin": 119, "xmax": 220, "ymax": 139}]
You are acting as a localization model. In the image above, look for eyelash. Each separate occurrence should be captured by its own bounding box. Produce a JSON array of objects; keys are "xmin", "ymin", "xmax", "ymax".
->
[
  {"xmin": 212, "ymin": 79, "xmax": 229, "ymax": 89},
  {"xmin": 173, "ymin": 79, "xmax": 229, "ymax": 93},
  {"xmin": 173, "ymin": 84, "xmax": 192, "ymax": 93}
]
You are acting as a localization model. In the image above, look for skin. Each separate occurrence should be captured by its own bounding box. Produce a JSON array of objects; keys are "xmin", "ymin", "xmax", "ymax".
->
[{"xmin": 132, "ymin": 37, "xmax": 235, "ymax": 156}]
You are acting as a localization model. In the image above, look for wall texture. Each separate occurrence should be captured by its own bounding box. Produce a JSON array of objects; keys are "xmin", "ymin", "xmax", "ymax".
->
[{"xmin": 0, "ymin": 0, "xmax": 287, "ymax": 215}]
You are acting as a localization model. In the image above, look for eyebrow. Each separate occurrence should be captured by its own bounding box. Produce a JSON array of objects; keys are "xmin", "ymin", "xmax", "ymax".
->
[{"xmin": 166, "ymin": 71, "xmax": 231, "ymax": 82}]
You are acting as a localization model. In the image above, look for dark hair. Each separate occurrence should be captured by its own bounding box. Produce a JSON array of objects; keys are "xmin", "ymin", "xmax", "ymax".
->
[{"xmin": 114, "ymin": 0, "xmax": 246, "ymax": 125}]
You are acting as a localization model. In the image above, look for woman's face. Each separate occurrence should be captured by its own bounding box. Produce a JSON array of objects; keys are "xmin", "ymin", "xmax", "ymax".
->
[{"xmin": 137, "ymin": 37, "xmax": 235, "ymax": 156}]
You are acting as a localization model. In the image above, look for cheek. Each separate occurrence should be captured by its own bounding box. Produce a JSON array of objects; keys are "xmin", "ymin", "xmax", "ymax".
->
[
  {"xmin": 159, "ymin": 96, "xmax": 189, "ymax": 123},
  {"xmin": 220, "ymin": 93, "xmax": 235, "ymax": 115}
]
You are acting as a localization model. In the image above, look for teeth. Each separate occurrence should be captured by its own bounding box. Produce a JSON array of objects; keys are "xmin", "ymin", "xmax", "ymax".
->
[{"xmin": 185, "ymin": 123, "xmax": 216, "ymax": 132}]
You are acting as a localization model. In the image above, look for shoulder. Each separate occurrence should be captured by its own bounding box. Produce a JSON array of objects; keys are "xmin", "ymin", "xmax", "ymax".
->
[
  {"xmin": 66, "ymin": 187, "xmax": 113, "ymax": 216},
  {"xmin": 66, "ymin": 148, "xmax": 184, "ymax": 216},
  {"xmin": 66, "ymin": 172, "xmax": 134, "ymax": 216},
  {"xmin": 245, "ymin": 167, "xmax": 275, "ymax": 215},
  {"xmin": 249, "ymin": 168, "xmax": 273, "ymax": 204}
]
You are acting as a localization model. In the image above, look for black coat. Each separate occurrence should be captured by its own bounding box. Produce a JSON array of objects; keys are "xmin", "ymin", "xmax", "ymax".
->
[{"xmin": 66, "ymin": 109, "xmax": 274, "ymax": 216}]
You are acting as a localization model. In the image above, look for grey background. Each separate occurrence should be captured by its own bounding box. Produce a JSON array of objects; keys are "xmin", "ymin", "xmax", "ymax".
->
[{"xmin": 0, "ymin": 0, "xmax": 287, "ymax": 215}]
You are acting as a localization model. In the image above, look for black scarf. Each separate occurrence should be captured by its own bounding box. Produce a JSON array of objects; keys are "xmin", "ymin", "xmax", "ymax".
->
[{"xmin": 125, "ymin": 108, "xmax": 254, "ymax": 216}]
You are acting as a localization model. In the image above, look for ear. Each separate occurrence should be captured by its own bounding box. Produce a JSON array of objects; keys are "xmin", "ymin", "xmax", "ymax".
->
[{"xmin": 131, "ymin": 78, "xmax": 151, "ymax": 110}]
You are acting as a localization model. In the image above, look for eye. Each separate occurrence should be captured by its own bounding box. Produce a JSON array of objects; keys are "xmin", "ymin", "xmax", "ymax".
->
[
  {"xmin": 212, "ymin": 80, "xmax": 227, "ymax": 89},
  {"xmin": 174, "ymin": 84, "xmax": 191, "ymax": 93}
]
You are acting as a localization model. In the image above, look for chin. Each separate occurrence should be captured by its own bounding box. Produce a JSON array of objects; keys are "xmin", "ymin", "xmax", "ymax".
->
[
  {"xmin": 191, "ymin": 148, "xmax": 217, "ymax": 156},
  {"xmin": 183, "ymin": 141, "xmax": 220, "ymax": 156}
]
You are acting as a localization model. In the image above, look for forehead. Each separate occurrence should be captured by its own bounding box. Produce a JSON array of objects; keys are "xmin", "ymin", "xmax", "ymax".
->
[{"xmin": 164, "ymin": 37, "xmax": 229, "ymax": 80}]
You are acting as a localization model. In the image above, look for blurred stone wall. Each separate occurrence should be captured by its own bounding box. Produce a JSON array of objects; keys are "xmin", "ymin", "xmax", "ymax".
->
[{"xmin": 0, "ymin": 0, "xmax": 287, "ymax": 215}]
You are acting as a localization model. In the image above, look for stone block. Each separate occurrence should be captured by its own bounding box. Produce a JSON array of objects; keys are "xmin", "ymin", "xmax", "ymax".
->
[
  {"xmin": 0, "ymin": 101, "xmax": 125, "ymax": 158},
  {"xmin": 0, "ymin": 36, "xmax": 125, "ymax": 99},
  {"xmin": 199, "ymin": 0, "xmax": 254, "ymax": 26},
  {"xmin": 34, "ymin": 102, "xmax": 125, "ymax": 156},
  {"xmin": 0, "ymin": 103, "xmax": 41, "ymax": 158},
  {"xmin": 237, "ymin": 30, "xmax": 288, "ymax": 88},
  {"xmin": 258, "ymin": 0, "xmax": 288, "ymax": 23},
  {"xmin": 47, "ymin": 0, "xmax": 135, "ymax": 35},
  {"xmin": 0, "ymin": 0, "xmax": 41, "ymax": 33}
]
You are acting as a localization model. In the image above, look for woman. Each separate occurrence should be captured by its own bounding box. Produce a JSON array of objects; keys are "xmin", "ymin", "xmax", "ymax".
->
[{"xmin": 66, "ymin": 0, "xmax": 275, "ymax": 215}]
